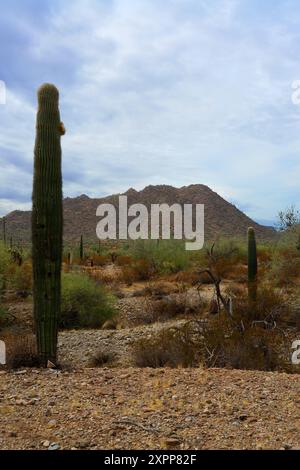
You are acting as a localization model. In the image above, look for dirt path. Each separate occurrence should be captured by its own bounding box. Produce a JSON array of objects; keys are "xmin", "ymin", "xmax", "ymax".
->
[{"xmin": 0, "ymin": 368, "xmax": 299, "ymax": 450}]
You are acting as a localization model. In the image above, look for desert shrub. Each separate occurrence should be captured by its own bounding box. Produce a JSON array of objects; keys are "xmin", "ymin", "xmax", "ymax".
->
[
  {"xmin": 203, "ymin": 315, "xmax": 289, "ymax": 371},
  {"xmin": 149, "ymin": 297, "xmax": 186, "ymax": 322},
  {"xmin": 128, "ymin": 240, "xmax": 192, "ymax": 275},
  {"xmin": 122, "ymin": 258, "xmax": 155, "ymax": 284},
  {"xmin": 0, "ymin": 242, "xmax": 11, "ymax": 291},
  {"xmin": 257, "ymin": 246, "xmax": 273, "ymax": 263},
  {"xmin": 89, "ymin": 266, "xmax": 123, "ymax": 285},
  {"xmin": 8, "ymin": 261, "xmax": 32, "ymax": 292},
  {"xmin": 204, "ymin": 239, "xmax": 246, "ymax": 278},
  {"xmin": 60, "ymin": 273, "xmax": 116, "ymax": 328},
  {"xmin": 92, "ymin": 254, "xmax": 110, "ymax": 267},
  {"xmin": 171, "ymin": 270, "xmax": 201, "ymax": 285},
  {"xmin": 144, "ymin": 293, "xmax": 208, "ymax": 324},
  {"xmin": 202, "ymin": 285, "xmax": 293, "ymax": 371},
  {"xmin": 3, "ymin": 333, "xmax": 40, "ymax": 369},
  {"xmin": 0, "ymin": 305, "xmax": 10, "ymax": 327},
  {"xmin": 116, "ymin": 255, "xmax": 133, "ymax": 266},
  {"xmin": 89, "ymin": 350, "xmax": 116, "ymax": 367},
  {"xmin": 133, "ymin": 324, "xmax": 201, "ymax": 368},
  {"xmin": 146, "ymin": 281, "xmax": 179, "ymax": 297},
  {"xmin": 268, "ymin": 249, "xmax": 300, "ymax": 287}
]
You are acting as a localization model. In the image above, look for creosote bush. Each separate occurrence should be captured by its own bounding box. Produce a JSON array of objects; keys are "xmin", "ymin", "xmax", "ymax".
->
[
  {"xmin": 202, "ymin": 285, "xmax": 293, "ymax": 371},
  {"xmin": 60, "ymin": 273, "xmax": 116, "ymax": 328}
]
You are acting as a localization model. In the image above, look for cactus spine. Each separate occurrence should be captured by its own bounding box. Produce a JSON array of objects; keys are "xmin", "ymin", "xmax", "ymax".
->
[
  {"xmin": 247, "ymin": 227, "xmax": 257, "ymax": 301},
  {"xmin": 32, "ymin": 83, "xmax": 64, "ymax": 365}
]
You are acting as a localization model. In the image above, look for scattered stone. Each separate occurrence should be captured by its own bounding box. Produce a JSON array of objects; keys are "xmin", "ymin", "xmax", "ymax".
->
[
  {"xmin": 238, "ymin": 414, "xmax": 248, "ymax": 422},
  {"xmin": 47, "ymin": 419, "xmax": 57, "ymax": 428},
  {"xmin": 47, "ymin": 361, "xmax": 56, "ymax": 369},
  {"xmin": 48, "ymin": 442, "xmax": 60, "ymax": 451},
  {"xmin": 78, "ymin": 440, "xmax": 90, "ymax": 449},
  {"xmin": 283, "ymin": 444, "xmax": 293, "ymax": 450},
  {"xmin": 162, "ymin": 437, "xmax": 181, "ymax": 449}
]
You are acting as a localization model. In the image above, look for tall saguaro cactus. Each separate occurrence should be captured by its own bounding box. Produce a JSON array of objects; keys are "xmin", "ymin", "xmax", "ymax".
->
[
  {"xmin": 32, "ymin": 83, "xmax": 65, "ymax": 365},
  {"xmin": 247, "ymin": 227, "xmax": 257, "ymax": 301}
]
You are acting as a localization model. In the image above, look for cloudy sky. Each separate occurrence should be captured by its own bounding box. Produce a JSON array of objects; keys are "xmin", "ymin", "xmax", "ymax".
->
[{"xmin": 0, "ymin": 0, "xmax": 300, "ymax": 224}]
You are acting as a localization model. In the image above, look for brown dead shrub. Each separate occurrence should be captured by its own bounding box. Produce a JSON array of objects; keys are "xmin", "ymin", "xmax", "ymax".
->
[
  {"xmin": 202, "ymin": 285, "xmax": 294, "ymax": 371},
  {"xmin": 3, "ymin": 333, "xmax": 41, "ymax": 369},
  {"xmin": 140, "ymin": 291, "xmax": 208, "ymax": 324},
  {"xmin": 171, "ymin": 271, "xmax": 200, "ymax": 285},
  {"xmin": 133, "ymin": 325, "xmax": 201, "ymax": 368},
  {"xmin": 92, "ymin": 255, "xmax": 110, "ymax": 267},
  {"xmin": 89, "ymin": 350, "xmax": 116, "ymax": 367},
  {"xmin": 269, "ymin": 252, "xmax": 300, "ymax": 287},
  {"xmin": 122, "ymin": 259, "xmax": 155, "ymax": 284},
  {"xmin": 116, "ymin": 255, "xmax": 133, "ymax": 266}
]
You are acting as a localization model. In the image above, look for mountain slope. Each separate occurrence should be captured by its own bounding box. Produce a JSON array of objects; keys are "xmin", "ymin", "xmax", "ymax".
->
[{"xmin": 0, "ymin": 184, "xmax": 275, "ymax": 244}]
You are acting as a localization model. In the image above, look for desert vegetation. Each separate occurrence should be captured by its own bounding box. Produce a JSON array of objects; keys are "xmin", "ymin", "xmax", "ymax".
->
[
  {"xmin": 1, "ymin": 215, "xmax": 299, "ymax": 373},
  {"xmin": 0, "ymin": 84, "xmax": 299, "ymax": 451}
]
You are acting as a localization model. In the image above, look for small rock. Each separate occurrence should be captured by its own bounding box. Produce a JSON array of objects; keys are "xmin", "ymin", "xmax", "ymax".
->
[
  {"xmin": 78, "ymin": 440, "xmax": 90, "ymax": 449},
  {"xmin": 162, "ymin": 437, "xmax": 181, "ymax": 449},
  {"xmin": 238, "ymin": 414, "xmax": 248, "ymax": 421},
  {"xmin": 15, "ymin": 399, "xmax": 27, "ymax": 406},
  {"xmin": 47, "ymin": 419, "xmax": 57, "ymax": 428},
  {"xmin": 47, "ymin": 361, "xmax": 56, "ymax": 369},
  {"xmin": 9, "ymin": 431, "xmax": 17, "ymax": 438},
  {"xmin": 102, "ymin": 320, "xmax": 117, "ymax": 330},
  {"xmin": 42, "ymin": 440, "xmax": 50, "ymax": 448},
  {"xmin": 283, "ymin": 444, "xmax": 293, "ymax": 450},
  {"xmin": 48, "ymin": 442, "xmax": 60, "ymax": 451}
]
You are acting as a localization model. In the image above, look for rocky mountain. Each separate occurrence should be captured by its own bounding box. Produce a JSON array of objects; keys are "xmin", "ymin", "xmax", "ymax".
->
[{"xmin": 0, "ymin": 184, "xmax": 276, "ymax": 245}]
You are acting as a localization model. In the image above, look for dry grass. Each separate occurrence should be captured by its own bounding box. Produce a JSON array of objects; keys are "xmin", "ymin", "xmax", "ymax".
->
[
  {"xmin": 132, "ymin": 324, "xmax": 201, "ymax": 368},
  {"xmin": 88, "ymin": 350, "xmax": 116, "ymax": 367},
  {"xmin": 2, "ymin": 333, "xmax": 41, "ymax": 369},
  {"xmin": 122, "ymin": 259, "xmax": 155, "ymax": 284}
]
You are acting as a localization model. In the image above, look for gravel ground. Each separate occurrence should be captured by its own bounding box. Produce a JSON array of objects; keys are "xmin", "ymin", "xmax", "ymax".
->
[
  {"xmin": 0, "ymin": 367, "xmax": 299, "ymax": 450},
  {"xmin": 57, "ymin": 319, "xmax": 193, "ymax": 367}
]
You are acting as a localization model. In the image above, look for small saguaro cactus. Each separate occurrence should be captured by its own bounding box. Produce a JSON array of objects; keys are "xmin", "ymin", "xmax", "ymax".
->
[
  {"xmin": 80, "ymin": 235, "xmax": 84, "ymax": 261},
  {"xmin": 247, "ymin": 227, "xmax": 257, "ymax": 301},
  {"xmin": 32, "ymin": 83, "xmax": 65, "ymax": 366},
  {"xmin": 2, "ymin": 217, "xmax": 6, "ymax": 245}
]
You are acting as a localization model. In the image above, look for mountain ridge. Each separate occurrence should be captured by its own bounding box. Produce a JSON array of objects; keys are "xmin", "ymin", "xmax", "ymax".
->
[{"xmin": 0, "ymin": 184, "xmax": 276, "ymax": 244}]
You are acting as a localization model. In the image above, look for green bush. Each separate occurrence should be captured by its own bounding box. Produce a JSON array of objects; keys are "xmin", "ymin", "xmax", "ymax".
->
[
  {"xmin": 0, "ymin": 242, "xmax": 11, "ymax": 291},
  {"xmin": 60, "ymin": 273, "xmax": 116, "ymax": 328},
  {"xmin": 128, "ymin": 239, "xmax": 192, "ymax": 274},
  {"xmin": 268, "ymin": 249, "xmax": 300, "ymax": 287}
]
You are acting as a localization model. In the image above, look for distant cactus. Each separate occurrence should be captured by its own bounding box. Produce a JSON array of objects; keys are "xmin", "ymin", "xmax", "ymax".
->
[
  {"xmin": 80, "ymin": 235, "xmax": 84, "ymax": 260},
  {"xmin": 247, "ymin": 227, "xmax": 257, "ymax": 301},
  {"xmin": 2, "ymin": 217, "xmax": 6, "ymax": 245},
  {"xmin": 32, "ymin": 83, "xmax": 65, "ymax": 365}
]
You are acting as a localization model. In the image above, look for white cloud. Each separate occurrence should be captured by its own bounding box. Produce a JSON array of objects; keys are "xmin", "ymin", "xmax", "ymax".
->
[{"xmin": 0, "ymin": 0, "xmax": 300, "ymax": 220}]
